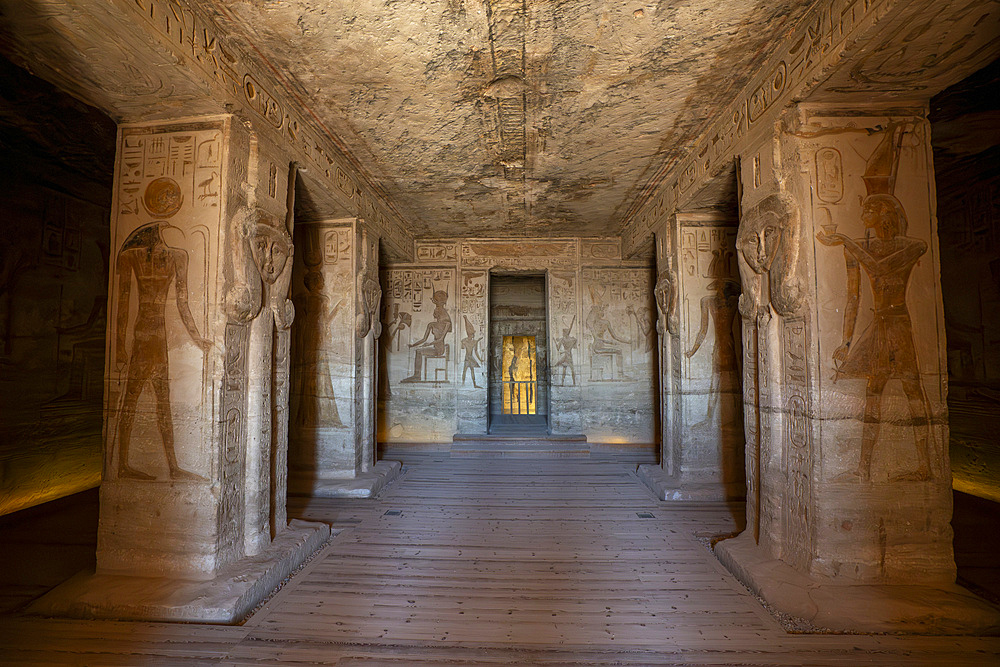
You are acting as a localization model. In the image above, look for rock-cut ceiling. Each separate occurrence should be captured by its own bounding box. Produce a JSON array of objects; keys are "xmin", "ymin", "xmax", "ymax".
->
[{"xmin": 218, "ymin": 0, "xmax": 810, "ymax": 239}]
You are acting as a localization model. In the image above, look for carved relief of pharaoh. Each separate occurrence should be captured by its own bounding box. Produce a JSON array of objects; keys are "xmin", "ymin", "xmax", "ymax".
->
[
  {"xmin": 736, "ymin": 192, "xmax": 802, "ymax": 317},
  {"xmin": 251, "ymin": 219, "xmax": 294, "ymax": 329}
]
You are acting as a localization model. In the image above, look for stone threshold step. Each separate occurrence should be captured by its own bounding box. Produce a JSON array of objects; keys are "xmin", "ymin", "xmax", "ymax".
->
[
  {"xmin": 452, "ymin": 433, "xmax": 588, "ymax": 442},
  {"xmin": 449, "ymin": 440, "xmax": 591, "ymax": 459}
]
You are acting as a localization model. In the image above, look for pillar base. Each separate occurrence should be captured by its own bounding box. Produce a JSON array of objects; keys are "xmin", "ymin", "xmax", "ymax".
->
[
  {"xmin": 28, "ymin": 519, "xmax": 330, "ymax": 624},
  {"xmin": 715, "ymin": 531, "xmax": 1000, "ymax": 634},
  {"xmin": 637, "ymin": 463, "xmax": 745, "ymax": 502},
  {"xmin": 289, "ymin": 460, "xmax": 402, "ymax": 498}
]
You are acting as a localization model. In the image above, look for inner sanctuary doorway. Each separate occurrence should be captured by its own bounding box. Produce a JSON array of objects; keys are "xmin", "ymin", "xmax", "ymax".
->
[{"xmin": 488, "ymin": 274, "xmax": 548, "ymax": 434}]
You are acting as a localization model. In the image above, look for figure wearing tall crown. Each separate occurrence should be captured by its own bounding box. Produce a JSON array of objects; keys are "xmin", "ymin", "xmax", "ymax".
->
[{"xmin": 816, "ymin": 121, "xmax": 935, "ymax": 482}]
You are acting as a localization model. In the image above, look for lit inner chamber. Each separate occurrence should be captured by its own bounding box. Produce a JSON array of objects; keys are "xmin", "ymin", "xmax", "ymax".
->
[{"xmin": 501, "ymin": 335, "xmax": 537, "ymax": 415}]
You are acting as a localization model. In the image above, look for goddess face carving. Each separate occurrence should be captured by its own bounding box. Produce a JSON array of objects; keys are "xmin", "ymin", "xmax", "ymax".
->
[
  {"xmin": 736, "ymin": 192, "xmax": 802, "ymax": 317},
  {"xmin": 738, "ymin": 212, "xmax": 783, "ymax": 275},
  {"xmin": 251, "ymin": 224, "xmax": 291, "ymax": 285}
]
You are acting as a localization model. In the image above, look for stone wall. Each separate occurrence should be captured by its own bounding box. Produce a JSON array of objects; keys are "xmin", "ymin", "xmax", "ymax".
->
[
  {"xmin": 0, "ymin": 58, "xmax": 116, "ymax": 516},
  {"xmin": 378, "ymin": 238, "xmax": 656, "ymax": 446}
]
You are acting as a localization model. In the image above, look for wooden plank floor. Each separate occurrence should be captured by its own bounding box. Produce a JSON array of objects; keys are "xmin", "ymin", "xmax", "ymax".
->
[{"xmin": 2, "ymin": 458, "xmax": 999, "ymax": 665}]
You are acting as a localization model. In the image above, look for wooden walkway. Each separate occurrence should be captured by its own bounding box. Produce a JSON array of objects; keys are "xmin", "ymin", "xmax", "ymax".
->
[{"xmin": 2, "ymin": 458, "xmax": 999, "ymax": 665}]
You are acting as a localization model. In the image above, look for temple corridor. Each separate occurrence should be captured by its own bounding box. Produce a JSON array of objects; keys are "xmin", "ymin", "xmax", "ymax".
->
[{"xmin": 3, "ymin": 457, "xmax": 999, "ymax": 665}]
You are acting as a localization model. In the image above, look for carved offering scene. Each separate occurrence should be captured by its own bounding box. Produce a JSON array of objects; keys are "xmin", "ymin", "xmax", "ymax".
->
[
  {"xmin": 808, "ymin": 116, "xmax": 946, "ymax": 487},
  {"xmin": 580, "ymin": 267, "xmax": 657, "ymax": 445},
  {"xmin": 379, "ymin": 267, "xmax": 457, "ymax": 443}
]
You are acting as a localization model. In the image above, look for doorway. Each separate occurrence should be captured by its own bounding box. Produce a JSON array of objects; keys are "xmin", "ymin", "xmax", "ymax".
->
[{"xmin": 488, "ymin": 274, "xmax": 548, "ymax": 434}]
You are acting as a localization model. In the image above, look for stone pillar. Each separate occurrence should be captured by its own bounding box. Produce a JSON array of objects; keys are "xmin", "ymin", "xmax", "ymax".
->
[
  {"xmin": 716, "ymin": 104, "xmax": 1000, "ymax": 633},
  {"xmin": 32, "ymin": 115, "xmax": 328, "ymax": 623},
  {"xmin": 640, "ymin": 215, "xmax": 745, "ymax": 501},
  {"xmin": 643, "ymin": 226, "xmax": 681, "ymax": 489},
  {"xmin": 354, "ymin": 225, "xmax": 381, "ymax": 473},
  {"xmin": 676, "ymin": 213, "xmax": 744, "ymax": 499},
  {"xmin": 288, "ymin": 219, "xmax": 397, "ymax": 497}
]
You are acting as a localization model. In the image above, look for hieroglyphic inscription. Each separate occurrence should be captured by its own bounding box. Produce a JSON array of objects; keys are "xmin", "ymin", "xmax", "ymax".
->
[
  {"xmin": 742, "ymin": 317, "xmax": 761, "ymax": 543},
  {"xmin": 816, "ymin": 148, "xmax": 844, "ymax": 203},
  {"xmin": 416, "ymin": 241, "xmax": 459, "ymax": 263},
  {"xmin": 219, "ymin": 321, "xmax": 248, "ymax": 563},
  {"xmin": 782, "ymin": 316, "xmax": 812, "ymax": 569},
  {"xmin": 461, "ymin": 239, "xmax": 577, "ymax": 269},
  {"xmin": 121, "ymin": 0, "xmax": 413, "ymax": 257},
  {"xmin": 621, "ymin": 0, "xmax": 892, "ymax": 255},
  {"xmin": 581, "ymin": 238, "xmax": 621, "ymax": 261}
]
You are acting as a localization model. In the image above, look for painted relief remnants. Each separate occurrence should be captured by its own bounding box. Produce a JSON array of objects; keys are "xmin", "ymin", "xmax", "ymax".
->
[
  {"xmin": 582, "ymin": 269, "xmax": 652, "ymax": 382},
  {"xmin": 112, "ymin": 172, "xmax": 212, "ymax": 482},
  {"xmin": 737, "ymin": 192, "xmax": 803, "ymax": 317},
  {"xmin": 383, "ymin": 269, "xmax": 455, "ymax": 387},
  {"xmin": 816, "ymin": 123, "xmax": 935, "ymax": 482}
]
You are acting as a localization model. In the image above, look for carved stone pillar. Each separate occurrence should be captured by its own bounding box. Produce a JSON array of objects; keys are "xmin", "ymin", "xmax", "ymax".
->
[
  {"xmin": 640, "ymin": 214, "xmax": 745, "ymax": 501},
  {"xmin": 288, "ymin": 219, "xmax": 398, "ymax": 497},
  {"xmin": 30, "ymin": 115, "xmax": 329, "ymax": 623},
  {"xmin": 716, "ymin": 105, "xmax": 1000, "ymax": 633}
]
